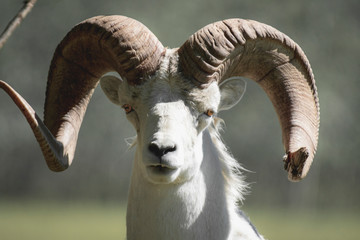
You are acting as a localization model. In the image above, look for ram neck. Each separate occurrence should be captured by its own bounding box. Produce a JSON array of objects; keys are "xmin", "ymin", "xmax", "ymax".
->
[{"xmin": 126, "ymin": 131, "xmax": 231, "ymax": 240}]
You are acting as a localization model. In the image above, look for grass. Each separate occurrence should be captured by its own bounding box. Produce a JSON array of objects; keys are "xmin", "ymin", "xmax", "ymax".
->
[
  {"xmin": 0, "ymin": 200, "xmax": 359, "ymax": 240},
  {"xmin": 245, "ymin": 207, "xmax": 360, "ymax": 240},
  {"xmin": 0, "ymin": 200, "xmax": 126, "ymax": 240}
]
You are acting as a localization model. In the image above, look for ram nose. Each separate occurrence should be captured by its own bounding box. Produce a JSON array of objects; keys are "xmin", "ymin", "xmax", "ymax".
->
[
  {"xmin": 145, "ymin": 141, "xmax": 180, "ymax": 182},
  {"xmin": 148, "ymin": 142, "xmax": 177, "ymax": 159}
]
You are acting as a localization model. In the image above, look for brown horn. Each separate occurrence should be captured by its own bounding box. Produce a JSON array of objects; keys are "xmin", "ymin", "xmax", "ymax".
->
[
  {"xmin": 0, "ymin": 15, "xmax": 164, "ymax": 172},
  {"xmin": 178, "ymin": 19, "xmax": 319, "ymax": 181}
]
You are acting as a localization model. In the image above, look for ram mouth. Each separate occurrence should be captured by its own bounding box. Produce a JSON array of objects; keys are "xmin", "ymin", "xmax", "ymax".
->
[{"xmin": 148, "ymin": 164, "xmax": 177, "ymax": 174}]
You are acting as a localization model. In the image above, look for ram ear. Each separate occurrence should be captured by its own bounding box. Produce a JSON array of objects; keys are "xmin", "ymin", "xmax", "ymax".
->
[
  {"xmin": 218, "ymin": 77, "xmax": 246, "ymax": 111},
  {"xmin": 100, "ymin": 75, "xmax": 123, "ymax": 105}
]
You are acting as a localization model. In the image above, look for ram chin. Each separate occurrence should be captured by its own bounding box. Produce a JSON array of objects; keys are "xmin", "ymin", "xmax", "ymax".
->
[{"xmin": 145, "ymin": 165, "xmax": 181, "ymax": 184}]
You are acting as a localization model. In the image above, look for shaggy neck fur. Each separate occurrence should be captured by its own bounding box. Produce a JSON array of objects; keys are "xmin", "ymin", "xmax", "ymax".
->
[{"xmin": 126, "ymin": 123, "xmax": 252, "ymax": 240}]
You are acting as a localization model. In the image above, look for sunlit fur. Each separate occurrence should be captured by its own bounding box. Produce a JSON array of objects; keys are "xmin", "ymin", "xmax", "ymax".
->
[
  {"xmin": 101, "ymin": 49, "xmax": 264, "ymax": 240},
  {"xmin": 126, "ymin": 119, "xmax": 248, "ymax": 204}
]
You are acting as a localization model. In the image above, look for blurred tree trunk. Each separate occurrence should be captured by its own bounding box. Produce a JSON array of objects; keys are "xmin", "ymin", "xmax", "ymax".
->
[{"xmin": 0, "ymin": 0, "xmax": 37, "ymax": 50}]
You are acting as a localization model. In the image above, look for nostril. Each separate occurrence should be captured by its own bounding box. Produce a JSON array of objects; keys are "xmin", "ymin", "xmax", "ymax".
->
[
  {"xmin": 164, "ymin": 145, "xmax": 176, "ymax": 155},
  {"xmin": 148, "ymin": 143, "xmax": 176, "ymax": 158},
  {"xmin": 148, "ymin": 143, "xmax": 162, "ymax": 157}
]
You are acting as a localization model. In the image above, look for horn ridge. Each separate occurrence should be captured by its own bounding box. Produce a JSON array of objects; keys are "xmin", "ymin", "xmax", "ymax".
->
[
  {"xmin": 19, "ymin": 15, "xmax": 164, "ymax": 171},
  {"xmin": 0, "ymin": 80, "xmax": 69, "ymax": 171},
  {"xmin": 178, "ymin": 18, "xmax": 320, "ymax": 181}
]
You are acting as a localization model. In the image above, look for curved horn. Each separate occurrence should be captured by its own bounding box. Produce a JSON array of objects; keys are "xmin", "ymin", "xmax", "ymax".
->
[
  {"xmin": 178, "ymin": 19, "xmax": 319, "ymax": 181},
  {"xmin": 0, "ymin": 15, "xmax": 164, "ymax": 172}
]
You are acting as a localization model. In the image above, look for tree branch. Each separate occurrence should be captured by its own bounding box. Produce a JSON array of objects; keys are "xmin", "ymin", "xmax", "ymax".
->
[{"xmin": 0, "ymin": 0, "xmax": 38, "ymax": 51}]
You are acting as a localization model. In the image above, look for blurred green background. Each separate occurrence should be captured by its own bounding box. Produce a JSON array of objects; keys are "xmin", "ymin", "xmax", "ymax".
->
[{"xmin": 0, "ymin": 0, "xmax": 359, "ymax": 239}]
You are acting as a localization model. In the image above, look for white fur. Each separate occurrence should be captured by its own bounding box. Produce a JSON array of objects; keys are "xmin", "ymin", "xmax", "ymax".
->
[{"xmin": 100, "ymin": 49, "xmax": 264, "ymax": 240}]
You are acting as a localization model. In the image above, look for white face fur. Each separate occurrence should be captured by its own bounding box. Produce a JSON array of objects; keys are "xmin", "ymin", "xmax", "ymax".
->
[{"xmin": 100, "ymin": 72, "xmax": 245, "ymax": 185}]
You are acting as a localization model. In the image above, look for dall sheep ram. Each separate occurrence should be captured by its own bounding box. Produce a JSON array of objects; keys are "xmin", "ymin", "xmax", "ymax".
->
[{"xmin": 0, "ymin": 15, "xmax": 320, "ymax": 240}]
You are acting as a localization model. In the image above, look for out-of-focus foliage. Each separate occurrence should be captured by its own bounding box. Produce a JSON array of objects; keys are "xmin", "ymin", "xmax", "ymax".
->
[{"xmin": 0, "ymin": 0, "xmax": 359, "ymax": 211}]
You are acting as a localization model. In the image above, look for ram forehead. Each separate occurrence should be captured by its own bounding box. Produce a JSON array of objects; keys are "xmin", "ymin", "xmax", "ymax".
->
[
  {"xmin": 122, "ymin": 54, "xmax": 221, "ymax": 113},
  {"xmin": 138, "ymin": 80, "xmax": 219, "ymax": 114}
]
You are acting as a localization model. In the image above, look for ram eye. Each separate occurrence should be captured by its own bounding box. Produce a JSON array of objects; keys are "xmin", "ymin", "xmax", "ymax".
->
[
  {"xmin": 204, "ymin": 109, "xmax": 215, "ymax": 117},
  {"xmin": 122, "ymin": 104, "xmax": 133, "ymax": 114}
]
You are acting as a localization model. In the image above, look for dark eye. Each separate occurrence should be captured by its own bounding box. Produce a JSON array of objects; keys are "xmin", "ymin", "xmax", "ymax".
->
[
  {"xmin": 204, "ymin": 109, "xmax": 215, "ymax": 117},
  {"xmin": 122, "ymin": 104, "xmax": 133, "ymax": 114}
]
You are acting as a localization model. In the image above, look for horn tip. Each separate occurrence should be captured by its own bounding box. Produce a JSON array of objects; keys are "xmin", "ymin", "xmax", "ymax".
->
[
  {"xmin": 47, "ymin": 161, "xmax": 69, "ymax": 172},
  {"xmin": 283, "ymin": 147, "xmax": 310, "ymax": 182}
]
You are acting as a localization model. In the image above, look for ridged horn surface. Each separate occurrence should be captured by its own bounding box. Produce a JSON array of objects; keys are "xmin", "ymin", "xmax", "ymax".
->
[
  {"xmin": 1, "ymin": 15, "xmax": 164, "ymax": 172},
  {"xmin": 178, "ymin": 19, "xmax": 320, "ymax": 181}
]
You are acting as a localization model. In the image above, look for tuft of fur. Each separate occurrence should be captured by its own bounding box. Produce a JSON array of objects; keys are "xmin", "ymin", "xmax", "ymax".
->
[{"xmin": 208, "ymin": 117, "xmax": 249, "ymax": 204}]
